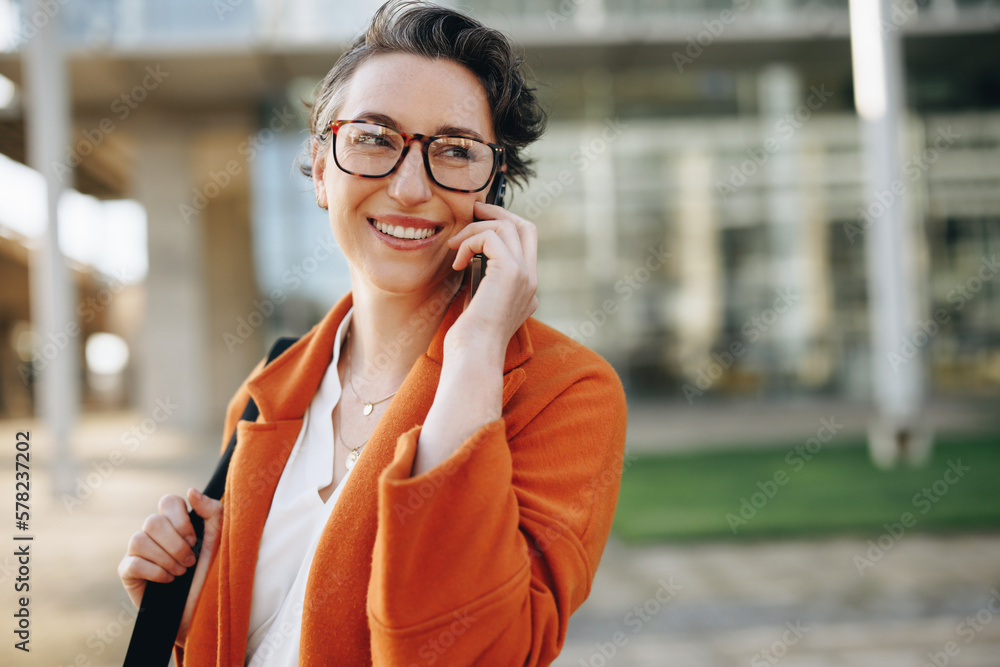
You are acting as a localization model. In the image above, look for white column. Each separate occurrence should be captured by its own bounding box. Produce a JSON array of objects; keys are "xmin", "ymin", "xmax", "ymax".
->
[
  {"xmin": 580, "ymin": 68, "xmax": 618, "ymax": 286},
  {"xmin": 849, "ymin": 0, "xmax": 931, "ymax": 466},
  {"xmin": 23, "ymin": 0, "xmax": 78, "ymax": 495},
  {"xmin": 674, "ymin": 149, "xmax": 720, "ymax": 373},
  {"xmin": 758, "ymin": 64, "xmax": 809, "ymax": 383}
]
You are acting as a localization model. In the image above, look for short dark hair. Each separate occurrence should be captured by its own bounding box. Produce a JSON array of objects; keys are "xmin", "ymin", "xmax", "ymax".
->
[{"xmin": 299, "ymin": 0, "xmax": 546, "ymax": 189}]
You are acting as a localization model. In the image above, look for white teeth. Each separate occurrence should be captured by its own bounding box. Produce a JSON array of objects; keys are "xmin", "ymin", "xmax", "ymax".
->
[{"xmin": 370, "ymin": 219, "xmax": 437, "ymax": 240}]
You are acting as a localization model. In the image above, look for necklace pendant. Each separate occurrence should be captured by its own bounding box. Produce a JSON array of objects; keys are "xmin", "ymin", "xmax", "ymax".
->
[
  {"xmin": 346, "ymin": 448, "xmax": 360, "ymax": 471},
  {"xmin": 363, "ymin": 403, "xmax": 373, "ymax": 416}
]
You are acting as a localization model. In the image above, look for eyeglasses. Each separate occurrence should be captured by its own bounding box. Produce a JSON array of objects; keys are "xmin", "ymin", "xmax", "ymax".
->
[{"xmin": 322, "ymin": 120, "xmax": 504, "ymax": 193}]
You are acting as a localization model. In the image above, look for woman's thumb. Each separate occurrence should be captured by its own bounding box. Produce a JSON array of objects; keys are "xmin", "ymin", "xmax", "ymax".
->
[{"xmin": 187, "ymin": 488, "xmax": 223, "ymax": 520}]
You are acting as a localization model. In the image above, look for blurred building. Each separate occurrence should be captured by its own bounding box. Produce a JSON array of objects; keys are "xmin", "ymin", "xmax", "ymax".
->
[{"xmin": 0, "ymin": 0, "xmax": 998, "ymax": 431}]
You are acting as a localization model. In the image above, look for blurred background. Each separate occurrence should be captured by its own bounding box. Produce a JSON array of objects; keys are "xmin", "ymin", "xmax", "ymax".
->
[{"xmin": 0, "ymin": 0, "xmax": 998, "ymax": 665}]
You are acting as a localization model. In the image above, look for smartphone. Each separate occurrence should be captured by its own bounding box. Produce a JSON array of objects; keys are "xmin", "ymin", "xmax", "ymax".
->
[{"xmin": 470, "ymin": 173, "xmax": 506, "ymax": 299}]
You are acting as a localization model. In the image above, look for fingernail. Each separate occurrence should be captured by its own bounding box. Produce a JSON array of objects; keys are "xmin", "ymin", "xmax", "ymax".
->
[
  {"xmin": 185, "ymin": 554, "xmax": 197, "ymax": 567},
  {"xmin": 186, "ymin": 535, "xmax": 197, "ymax": 547}
]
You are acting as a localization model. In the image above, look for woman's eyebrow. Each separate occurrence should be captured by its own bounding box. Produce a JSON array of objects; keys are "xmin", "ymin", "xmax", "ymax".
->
[
  {"xmin": 435, "ymin": 125, "xmax": 486, "ymax": 141},
  {"xmin": 352, "ymin": 112, "xmax": 486, "ymax": 141},
  {"xmin": 353, "ymin": 111, "xmax": 398, "ymax": 128}
]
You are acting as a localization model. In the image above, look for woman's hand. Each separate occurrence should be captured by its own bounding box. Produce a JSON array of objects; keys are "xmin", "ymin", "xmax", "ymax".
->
[
  {"xmin": 446, "ymin": 200, "xmax": 538, "ymax": 355},
  {"xmin": 117, "ymin": 488, "xmax": 224, "ymax": 646},
  {"xmin": 413, "ymin": 201, "xmax": 538, "ymax": 476}
]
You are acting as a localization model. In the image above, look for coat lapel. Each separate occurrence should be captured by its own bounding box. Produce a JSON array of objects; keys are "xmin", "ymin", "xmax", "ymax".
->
[
  {"xmin": 221, "ymin": 281, "xmax": 533, "ymax": 664},
  {"xmin": 299, "ymin": 349, "xmax": 443, "ymax": 663},
  {"xmin": 220, "ymin": 292, "xmax": 354, "ymax": 662},
  {"xmin": 223, "ymin": 419, "xmax": 303, "ymax": 663}
]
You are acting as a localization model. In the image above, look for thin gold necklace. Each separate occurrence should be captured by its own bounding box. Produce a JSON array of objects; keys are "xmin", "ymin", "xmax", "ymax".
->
[
  {"xmin": 334, "ymin": 403, "xmax": 368, "ymax": 471},
  {"xmin": 345, "ymin": 330, "xmax": 400, "ymax": 416}
]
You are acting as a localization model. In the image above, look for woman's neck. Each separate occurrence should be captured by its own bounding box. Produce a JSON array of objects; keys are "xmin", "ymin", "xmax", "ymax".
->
[{"xmin": 345, "ymin": 272, "xmax": 463, "ymax": 395}]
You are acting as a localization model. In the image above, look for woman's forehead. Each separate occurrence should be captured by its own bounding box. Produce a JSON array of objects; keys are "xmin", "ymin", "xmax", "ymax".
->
[{"xmin": 337, "ymin": 53, "xmax": 494, "ymax": 140}]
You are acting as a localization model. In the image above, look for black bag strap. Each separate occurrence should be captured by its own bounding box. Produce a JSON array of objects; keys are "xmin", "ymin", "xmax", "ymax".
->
[{"xmin": 123, "ymin": 336, "xmax": 299, "ymax": 667}]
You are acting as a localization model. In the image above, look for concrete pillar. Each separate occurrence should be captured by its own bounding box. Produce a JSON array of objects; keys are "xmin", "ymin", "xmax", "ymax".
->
[
  {"xmin": 22, "ymin": 0, "xmax": 78, "ymax": 494},
  {"xmin": 132, "ymin": 120, "xmax": 210, "ymax": 432},
  {"xmin": 580, "ymin": 67, "xmax": 619, "ymax": 286},
  {"xmin": 674, "ymin": 149, "xmax": 721, "ymax": 377},
  {"xmin": 192, "ymin": 122, "xmax": 263, "ymax": 430},
  {"xmin": 757, "ymin": 64, "xmax": 815, "ymax": 388}
]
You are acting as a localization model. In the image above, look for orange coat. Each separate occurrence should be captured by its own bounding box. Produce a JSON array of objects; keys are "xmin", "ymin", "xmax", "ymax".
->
[{"xmin": 176, "ymin": 284, "xmax": 628, "ymax": 666}]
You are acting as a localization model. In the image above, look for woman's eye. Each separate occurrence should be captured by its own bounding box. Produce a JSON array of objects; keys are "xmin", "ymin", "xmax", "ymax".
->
[
  {"xmin": 434, "ymin": 141, "xmax": 476, "ymax": 161},
  {"xmin": 353, "ymin": 132, "xmax": 397, "ymax": 149}
]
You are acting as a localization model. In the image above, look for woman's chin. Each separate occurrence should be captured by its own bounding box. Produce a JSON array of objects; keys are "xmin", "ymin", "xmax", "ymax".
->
[{"xmin": 363, "ymin": 269, "xmax": 459, "ymax": 298}]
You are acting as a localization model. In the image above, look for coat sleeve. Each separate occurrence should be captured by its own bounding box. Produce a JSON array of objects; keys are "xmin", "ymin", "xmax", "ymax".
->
[{"xmin": 366, "ymin": 361, "xmax": 628, "ymax": 666}]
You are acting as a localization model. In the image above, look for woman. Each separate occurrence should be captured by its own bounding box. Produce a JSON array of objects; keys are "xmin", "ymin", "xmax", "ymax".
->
[{"xmin": 118, "ymin": 2, "xmax": 627, "ymax": 665}]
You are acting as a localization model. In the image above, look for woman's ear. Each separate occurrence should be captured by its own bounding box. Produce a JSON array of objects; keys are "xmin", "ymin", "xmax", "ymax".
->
[{"xmin": 311, "ymin": 136, "xmax": 329, "ymax": 209}]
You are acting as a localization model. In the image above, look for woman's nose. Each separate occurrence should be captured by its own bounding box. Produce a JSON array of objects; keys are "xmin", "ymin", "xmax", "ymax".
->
[{"xmin": 387, "ymin": 143, "xmax": 432, "ymax": 206}]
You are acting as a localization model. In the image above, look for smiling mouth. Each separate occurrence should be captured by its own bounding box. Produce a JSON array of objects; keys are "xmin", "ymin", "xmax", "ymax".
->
[{"xmin": 368, "ymin": 218, "xmax": 442, "ymax": 241}]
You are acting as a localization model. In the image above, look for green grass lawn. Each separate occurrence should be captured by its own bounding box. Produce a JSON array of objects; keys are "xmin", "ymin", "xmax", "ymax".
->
[{"xmin": 612, "ymin": 432, "xmax": 1000, "ymax": 543}]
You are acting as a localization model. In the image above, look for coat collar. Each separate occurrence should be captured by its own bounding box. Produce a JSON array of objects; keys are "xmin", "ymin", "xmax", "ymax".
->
[{"xmin": 246, "ymin": 280, "xmax": 533, "ymax": 424}]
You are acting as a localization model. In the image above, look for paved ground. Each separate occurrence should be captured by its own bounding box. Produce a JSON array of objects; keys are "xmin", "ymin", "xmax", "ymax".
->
[
  {"xmin": 0, "ymin": 408, "xmax": 997, "ymax": 667},
  {"xmin": 555, "ymin": 534, "xmax": 1000, "ymax": 667}
]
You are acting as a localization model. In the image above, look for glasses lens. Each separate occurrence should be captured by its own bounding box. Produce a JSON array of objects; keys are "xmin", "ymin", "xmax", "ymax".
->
[
  {"xmin": 427, "ymin": 137, "xmax": 495, "ymax": 191},
  {"xmin": 335, "ymin": 122, "xmax": 404, "ymax": 177},
  {"xmin": 332, "ymin": 121, "xmax": 497, "ymax": 191}
]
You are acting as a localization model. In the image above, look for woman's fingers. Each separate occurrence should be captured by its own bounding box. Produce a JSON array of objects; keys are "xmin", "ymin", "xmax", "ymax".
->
[
  {"xmin": 450, "ymin": 203, "xmax": 525, "ymax": 243},
  {"xmin": 119, "ymin": 489, "xmax": 227, "ymax": 646},
  {"xmin": 444, "ymin": 200, "xmax": 539, "ymax": 346},
  {"xmin": 187, "ymin": 488, "xmax": 223, "ymax": 528},
  {"xmin": 142, "ymin": 503, "xmax": 198, "ymax": 568},
  {"xmin": 120, "ymin": 552, "xmax": 177, "ymax": 584},
  {"xmin": 159, "ymin": 493, "xmax": 197, "ymax": 548},
  {"xmin": 476, "ymin": 201, "xmax": 538, "ymax": 274},
  {"xmin": 451, "ymin": 228, "xmax": 516, "ymax": 271},
  {"xmin": 119, "ymin": 494, "xmax": 198, "ymax": 608},
  {"xmin": 178, "ymin": 488, "xmax": 225, "ymax": 645},
  {"xmin": 118, "ymin": 526, "xmax": 187, "ymax": 609},
  {"xmin": 128, "ymin": 529, "xmax": 190, "ymax": 575},
  {"xmin": 453, "ymin": 203, "xmax": 537, "ymax": 282},
  {"xmin": 450, "ymin": 223, "xmax": 517, "ymax": 266}
]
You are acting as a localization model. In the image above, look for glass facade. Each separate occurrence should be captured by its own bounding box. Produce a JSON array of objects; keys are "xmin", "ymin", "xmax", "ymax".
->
[
  {"xmin": 520, "ymin": 88, "xmax": 1000, "ymax": 401},
  {"xmin": 4, "ymin": 0, "xmax": 997, "ymax": 407}
]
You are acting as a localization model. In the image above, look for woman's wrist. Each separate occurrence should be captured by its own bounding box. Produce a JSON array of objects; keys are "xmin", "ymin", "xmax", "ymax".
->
[
  {"xmin": 442, "ymin": 317, "xmax": 508, "ymax": 362},
  {"xmin": 414, "ymin": 340, "xmax": 504, "ymax": 476},
  {"xmin": 443, "ymin": 328, "xmax": 506, "ymax": 369}
]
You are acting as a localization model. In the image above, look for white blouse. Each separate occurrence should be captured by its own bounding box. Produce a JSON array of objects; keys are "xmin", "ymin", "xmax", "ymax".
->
[{"xmin": 245, "ymin": 308, "xmax": 358, "ymax": 666}]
